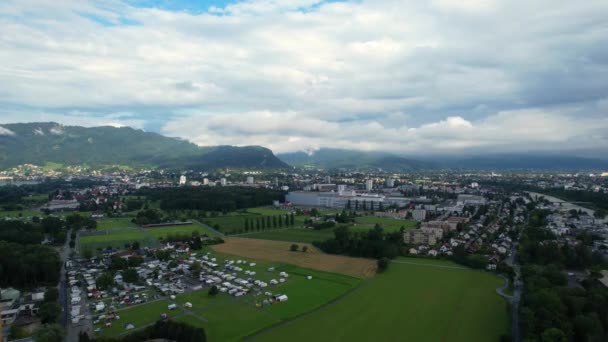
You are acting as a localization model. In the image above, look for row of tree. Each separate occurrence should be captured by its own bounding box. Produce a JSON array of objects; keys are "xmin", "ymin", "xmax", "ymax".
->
[
  {"xmin": 243, "ymin": 214, "xmax": 295, "ymax": 232},
  {"xmin": 137, "ymin": 187, "xmax": 285, "ymax": 212},
  {"xmin": 313, "ymin": 225, "xmax": 402, "ymax": 260}
]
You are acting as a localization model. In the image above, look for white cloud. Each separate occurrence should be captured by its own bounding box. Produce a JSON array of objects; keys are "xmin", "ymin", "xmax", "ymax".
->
[
  {"xmin": 161, "ymin": 106, "xmax": 608, "ymax": 154},
  {"xmin": 0, "ymin": 0, "xmax": 607, "ymax": 155},
  {"xmin": 0, "ymin": 126, "xmax": 16, "ymax": 136}
]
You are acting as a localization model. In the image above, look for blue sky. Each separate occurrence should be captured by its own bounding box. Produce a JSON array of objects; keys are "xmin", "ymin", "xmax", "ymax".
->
[{"xmin": 0, "ymin": 0, "xmax": 607, "ymax": 156}]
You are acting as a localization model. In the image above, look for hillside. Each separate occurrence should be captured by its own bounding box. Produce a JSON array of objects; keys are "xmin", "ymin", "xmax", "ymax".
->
[
  {"xmin": 278, "ymin": 148, "xmax": 436, "ymax": 171},
  {"xmin": 278, "ymin": 148, "xmax": 608, "ymax": 171},
  {"xmin": 0, "ymin": 122, "xmax": 289, "ymax": 170}
]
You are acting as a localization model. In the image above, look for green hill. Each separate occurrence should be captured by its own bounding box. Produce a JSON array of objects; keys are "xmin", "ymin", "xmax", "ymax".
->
[{"xmin": 0, "ymin": 122, "xmax": 289, "ymax": 170}]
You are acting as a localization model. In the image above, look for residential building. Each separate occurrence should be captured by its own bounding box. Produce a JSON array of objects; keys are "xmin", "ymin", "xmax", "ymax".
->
[
  {"xmin": 412, "ymin": 209, "xmax": 427, "ymax": 221},
  {"xmin": 179, "ymin": 175, "xmax": 187, "ymax": 185},
  {"xmin": 403, "ymin": 228, "xmax": 443, "ymax": 246}
]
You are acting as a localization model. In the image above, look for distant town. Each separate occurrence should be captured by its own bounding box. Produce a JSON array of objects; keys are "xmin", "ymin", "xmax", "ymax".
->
[{"xmin": 0, "ymin": 165, "xmax": 607, "ymax": 341}]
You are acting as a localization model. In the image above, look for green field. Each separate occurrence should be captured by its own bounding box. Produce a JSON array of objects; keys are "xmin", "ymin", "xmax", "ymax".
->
[
  {"xmin": 240, "ymin": 228, "xmax": 335, "ymax": 244},
  {"xmin": 97, "ymin": 300, "xmax": 179, "ymax": 337},
  {"xmin": 79, "ymin": 229, "xmax": 150, "ymax": 251},
  {"xmin": 145, "ymin": 224, "xmax": 218, "ymax": 239},
  {"xmin": 354, "ymin": 216, "xmax": 417, "ymax": 232},
  {"xmin": 0, "ymin": 210, "xmax": 42, "ymax": 218},
  {"xmin": 254, "ymin": 258, "xmax": 509, "ymax": 342},
  {"xmin": 96, "ymin": 217, "xmax": 137, "ymax": 230},
  {"xmin": 96, "ymin": 248, "xmax": 360, "ymax": 341}
]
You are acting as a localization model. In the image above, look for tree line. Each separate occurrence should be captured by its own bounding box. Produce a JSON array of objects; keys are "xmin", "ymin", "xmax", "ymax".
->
[
  {"xmin": 313, "ymin": 225, "xmax": 403, "ymax": 260},
  {"xmin": 137, "ymin": 187, "xmax": 285, "ymax": 212},
  {"xmin": 519, "ymin": 209, "xmax": 608, "ymax": 341}
]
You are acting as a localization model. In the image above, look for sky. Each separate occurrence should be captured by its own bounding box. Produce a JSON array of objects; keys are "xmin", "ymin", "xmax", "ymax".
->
[{"xmin": 0, "ymin": 0, "xmax": 607, "ymax": 156}]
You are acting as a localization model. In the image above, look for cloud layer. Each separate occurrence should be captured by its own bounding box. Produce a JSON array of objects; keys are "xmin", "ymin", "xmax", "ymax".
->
[{"xmin": 0, "ymin": 0, "xmax": 607, "ymax": 155}]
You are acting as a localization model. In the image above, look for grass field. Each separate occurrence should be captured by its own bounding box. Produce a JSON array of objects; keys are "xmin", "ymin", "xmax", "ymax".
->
[
  {"xmin": 253, "ymin": 258, "xmax": 510, "ymax": 342},
  {"xmin": 212, "ymin": 238, "xmax": 377, "ymax": 278},
  {"xmin": 96, "ymin": 250, "xmax": 361, "ymax": 341},
  {"xmin": 96, "ymin": 217, "xmax": 137, "ymax": 230},
  {"xmin": 240, "ymin": 228, "xmax": 334, "ymax": 244},
  {"xmin": 97, "ymin": 300, "xmax": 177, "ymax": 337},
  {"xmin": 354, "ymin": 216, "xmax": 417, "ymax": 232},
  {"xmin": 79, "ymin": 229, "xmax": 150, "ymax": 252},
  {"xmin": 0, "ymin": 210, "xmax": 42, "ymax": 218},
  {"xmin": 145, "ymin": 224, "xmax": 218, "ymax": 239}
]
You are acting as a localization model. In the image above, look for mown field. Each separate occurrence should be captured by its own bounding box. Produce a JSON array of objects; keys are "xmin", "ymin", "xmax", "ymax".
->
[
  {"xmin": 241, "ymin": 228, "xmax": 334, "ymax": 244},
  {"xmin": 145, "ymin": 224, "xmax": 218, "ymax": 239},
  {"xmin": 354, "ymin": 216, "xmax": 417, "ymax": 232},
  {"xmin": 254, "ymin": 258, "xmax": 510, "ymax": 342},
  {"xmin": 79, "ymin": 228, "xmax": 151, "ymax": 252}
]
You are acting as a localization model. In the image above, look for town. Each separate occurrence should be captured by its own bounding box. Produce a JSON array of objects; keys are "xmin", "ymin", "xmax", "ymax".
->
[{"xmin": 0, "ymin": 168, "xmax": 607, "ymax": 342}]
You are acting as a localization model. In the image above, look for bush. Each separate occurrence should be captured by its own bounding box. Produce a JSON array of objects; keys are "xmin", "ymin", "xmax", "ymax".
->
[
  {"xmin": 377, "ymin": 257, "xmax": 389, "ymax": 273},
  {"xmin": 290, "ymin": 244, "xmax": 299, "ymax": 252},
  {"xmin": 208, "ymin": 285, "xmax": 219, "ymax": 296}
]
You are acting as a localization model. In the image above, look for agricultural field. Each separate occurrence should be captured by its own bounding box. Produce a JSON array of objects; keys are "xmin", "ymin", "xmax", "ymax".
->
[
  {"xmin": 212, "ymin": 238, "xmax": 377, "ymax": 278},
  {"xmin": 96, "ymin": 217, "xmax": 137, "ymax": 230},
  {"xmin": 354, "ymin": 216, "xmax": 417, "ymax": 232},
  {"xmin": 145, "ymin": 223, "xmax": 219, "ymax": 239},
  {"xmin": 240, "ymin": 228, "xmax": 334, "ymax": 244},
  {"xmin": 253, "ymin": 258, "xmax": 510, "ymax": 342}
]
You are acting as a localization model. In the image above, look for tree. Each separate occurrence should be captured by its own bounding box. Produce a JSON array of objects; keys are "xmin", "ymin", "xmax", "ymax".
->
[
  {"xmin": 123, "ymin": 268, "xmax": 139, "ymax": 284},
  {"xmin": 69, "ymin": 240, "xmax": 75, "ymax": 249},
  {"xmin": 540, "ymin": 328, "xmax": 567, "ymax": 342},
  {"xmin": 44, "ymin": 288, "xmax": 59, "ymax": 303},
  {"xmin": 594, "ymin": 208, "xmax": 607, "ymax": 219},
  {"xmin": 244, "ymin": 218, "xmax": 250, "ymax": 231},
  {"xmin": 96, "ymin": 272, "xmax": 114, "ymax": 290},
  {"xmin": 39, "ymin": 302, "xmax": 61, "ymax": 324},
  {"xmin": 208, "ymin": 285, "xmax": 219, "ymax": 296},
  {"xmin": 290, "ymin": 244, "xmax": 299, "ymax": 252},
  {"xmin": 191, "ymin": 261, "xmax": 201, "ymax": 276},
  {"xmin": 278, "ymin": 215, "xmax": 283, "ymax": 227},
  {"xmin": 83, "ymin": 248, "xmax": 93, "ymax": 260},
  {"xmin": 346, "ymin": 199, "xmax": 351, "ymax": 210},
  {"xmin": 33, "ymin": 324, "xmax": 64, "ymax": 342},
  {"xmin": 266, "ymin": 216, "xmax": 271, "ymax": 228},
  {"xmin": 377, "ymin": 257, "xmax": 389, "ymax": 273},
  {"xmin": 132, "ymin": 241, "xmax": 141, "ymax": 250},
  {"xmin": 302, "ymin": 246, "xmax": 308, "ymax": 253},
  {"xmin": 256, "ymin": 218, "xmax": 261, "ymax": 231},
  {"xmin": 272, "ymin": 216, "xmax": 277, "ymax": 228},
  {"xmin": 290, "ymin": 213, "xmax": 295, "ymax": 226}
]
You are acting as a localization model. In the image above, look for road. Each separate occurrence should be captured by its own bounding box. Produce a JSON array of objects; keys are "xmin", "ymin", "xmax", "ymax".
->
[
  {"xmin": 58, "ymin": 229, "xmax": 71, "ymax": 330},
  {"xmin": 506, "ymin": 241, "xmax": 522, "ymax": 342}
]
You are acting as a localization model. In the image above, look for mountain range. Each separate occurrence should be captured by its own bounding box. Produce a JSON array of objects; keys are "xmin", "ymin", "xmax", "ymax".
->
[
  {"xmin": 0, "ymin": 122, "xmax": 288, "ymax": 171},
  {"xmin": 278, "ymin": 148, "xmax": 608, "ymax": 171},
  {"xmin": 1, "ymin": 122, "xmax": 606, "ymax": 172}
]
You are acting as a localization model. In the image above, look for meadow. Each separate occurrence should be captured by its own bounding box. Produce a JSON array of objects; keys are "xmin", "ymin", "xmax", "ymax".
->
[
  {"xmin": 354, "ymin": 215, "xmax": 417, "ymax": 232},
  {"xmin": 98, "ymin": 299, "xmax": 178, "ymax": 337},
  {"xmin": 145, "ymin": 223, "xmax": 218, "ymax": 239},
  {"xmin": 239, "ymin": 228, "xmax": 335, "ymax": 244},
  {"xmin": 79, "ymin": 228, "xmax": 151, "ymax": 252},
  {"xmin": 253, "ymin": 257, "xmax": 510, "ymax": 342}
]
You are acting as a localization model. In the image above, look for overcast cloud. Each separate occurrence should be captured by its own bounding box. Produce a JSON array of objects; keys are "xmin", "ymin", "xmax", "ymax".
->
[{"xmin": 0, "ymin": 0, "xmax": 607, "ymax": 156}]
